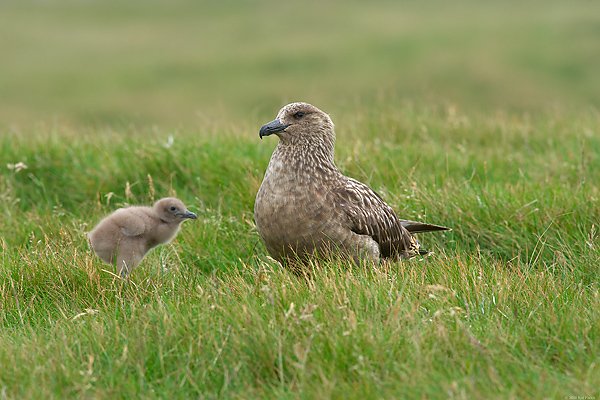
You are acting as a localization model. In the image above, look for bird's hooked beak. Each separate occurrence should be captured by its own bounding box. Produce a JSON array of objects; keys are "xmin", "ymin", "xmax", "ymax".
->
[
  {"xmin": 181, "ymin": 210, "xmax": 197, "ymax": 220},
  {"xmin": 259, "ymin": 119, "xmax": 291, "ymax": 139}
]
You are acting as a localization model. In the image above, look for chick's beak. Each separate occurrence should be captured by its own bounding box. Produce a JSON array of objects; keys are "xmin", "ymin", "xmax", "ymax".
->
[{"xmin": 183, "ymin": 210, "xmax": 197, "ymax": 220}]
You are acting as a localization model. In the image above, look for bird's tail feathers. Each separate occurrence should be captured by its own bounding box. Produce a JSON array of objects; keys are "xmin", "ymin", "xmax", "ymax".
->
[{"xmin": 400, "ymin": 219, "xmax": 451, "ymax": 233}]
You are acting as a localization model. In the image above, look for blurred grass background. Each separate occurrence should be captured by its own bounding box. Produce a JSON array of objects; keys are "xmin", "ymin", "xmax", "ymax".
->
[{"xmin": 1, "ymin": 0, "xmax": 598, "ymax": 129}]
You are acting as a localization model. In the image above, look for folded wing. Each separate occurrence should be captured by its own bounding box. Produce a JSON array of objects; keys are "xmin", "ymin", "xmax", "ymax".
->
[{"xmin": 332, "ymin": 178, "xmax": 420, "ymax": 258}]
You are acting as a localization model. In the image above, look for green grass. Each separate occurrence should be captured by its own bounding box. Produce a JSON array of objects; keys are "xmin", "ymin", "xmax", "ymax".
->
[{"xmin": 1, "ymin": 1, "xmax": 600, "ymax": 399}]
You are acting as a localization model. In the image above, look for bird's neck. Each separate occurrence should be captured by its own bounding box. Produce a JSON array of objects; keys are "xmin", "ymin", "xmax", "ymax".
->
[
  {"xmin": 149, "ymin": 221, "xmax": 181, "ymax": 247},
  {"xmin": 268, "ymin": 143, "xmax": 341, "ymax": 184}
]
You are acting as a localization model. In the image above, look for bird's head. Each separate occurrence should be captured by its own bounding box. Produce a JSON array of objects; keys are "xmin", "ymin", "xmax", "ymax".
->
[
  {"xmin": 154, "ymin": 197, "xmax": 197, "ymax": 223},
  {"xmin": 259, "ymin": 102, "xmax": 335, "ymax": 149}
]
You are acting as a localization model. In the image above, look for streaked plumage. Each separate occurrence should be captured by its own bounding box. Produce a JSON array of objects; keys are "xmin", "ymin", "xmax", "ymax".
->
[
  {"xmin": 88, "ymin": 197, "xmax": 197, "ymax": 276},
  {"xmin": 254, "ymin": 102, "xmax": 449, "ymax": 266}
]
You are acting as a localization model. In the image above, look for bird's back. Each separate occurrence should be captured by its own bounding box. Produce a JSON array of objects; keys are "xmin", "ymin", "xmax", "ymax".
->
[{"xmin": 89, "ymin": 206, "xmax": 157, "ymax": 267}]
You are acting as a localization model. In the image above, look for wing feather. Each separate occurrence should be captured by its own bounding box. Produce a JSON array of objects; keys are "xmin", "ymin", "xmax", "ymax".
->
[
  {"xmin": 111, "ymin": 209, "xmax": 147, "ymax": 237},
  {"xmin": 331, "ymin": 177, "xmax": 419, "ymax": 258}
]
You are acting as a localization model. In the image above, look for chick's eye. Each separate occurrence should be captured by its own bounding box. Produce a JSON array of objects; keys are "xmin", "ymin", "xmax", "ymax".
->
[
  {"xmin": 170, "ymin": 206, "xmax": 177, "ymax": 211},
  {"xmin": 294, "ymin": 112, "xmax": 305, "ymax": 119}
]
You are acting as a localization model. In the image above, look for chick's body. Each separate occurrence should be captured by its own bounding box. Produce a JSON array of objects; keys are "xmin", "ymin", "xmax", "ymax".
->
[{"xmin": 89, "ymin": 197, "xmax": 196, "ymax": 276}]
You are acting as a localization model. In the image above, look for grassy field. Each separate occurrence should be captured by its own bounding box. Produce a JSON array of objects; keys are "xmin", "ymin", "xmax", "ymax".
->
[{"xmin": 1, "ymin": 1, "xmax": 600, "ymax": 399}]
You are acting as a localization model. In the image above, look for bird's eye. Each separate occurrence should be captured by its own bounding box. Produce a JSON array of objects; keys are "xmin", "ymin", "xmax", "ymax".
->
[
  {"xmin": 294, "ymin": 112, "xmax": 305, "ymax": 119},
  {"xmin": 170, "ymin": 206, "xmax": 177, "ymax": 211}
]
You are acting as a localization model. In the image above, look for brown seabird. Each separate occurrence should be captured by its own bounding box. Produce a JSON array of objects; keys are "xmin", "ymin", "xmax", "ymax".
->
[{"xmin": 254, "ymin": 102, "xmax": 449, "ymax": 267}]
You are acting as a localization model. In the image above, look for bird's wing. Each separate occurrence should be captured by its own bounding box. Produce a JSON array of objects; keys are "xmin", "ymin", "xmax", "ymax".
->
[
  {"xmin": 331, "ymin": 177, "xmax": 420, "ymax": 258},
  {"xmin": 111, "ymin": 209, "xmax": 147, "ymax": 237}
]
